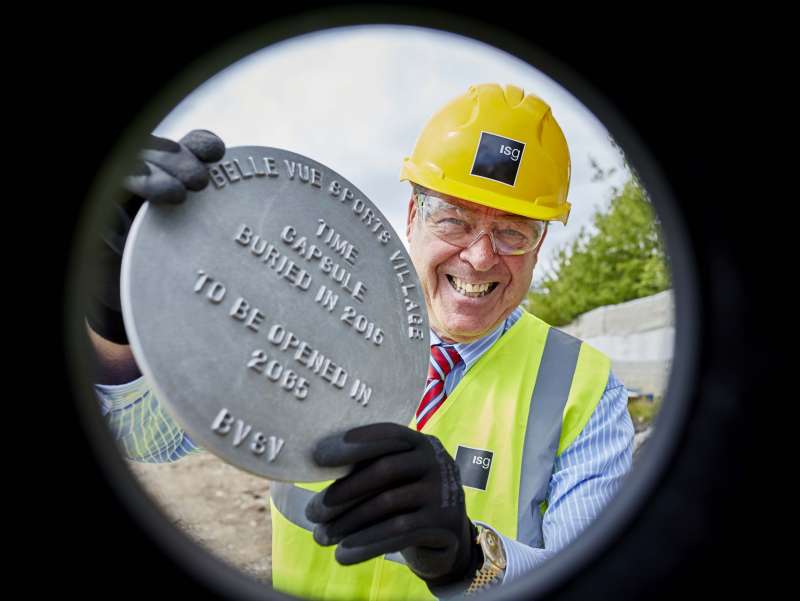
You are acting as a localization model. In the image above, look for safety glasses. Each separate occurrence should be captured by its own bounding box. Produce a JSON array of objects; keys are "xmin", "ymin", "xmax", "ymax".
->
[{"xmin": 414, "ymin": 191, "xmax": 548, "ymax": 256}]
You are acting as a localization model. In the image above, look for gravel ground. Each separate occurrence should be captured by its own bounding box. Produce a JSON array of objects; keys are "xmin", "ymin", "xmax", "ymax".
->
[{"xmin": 128, "ymin": 452, "xmax": 273, "ymax": 586}]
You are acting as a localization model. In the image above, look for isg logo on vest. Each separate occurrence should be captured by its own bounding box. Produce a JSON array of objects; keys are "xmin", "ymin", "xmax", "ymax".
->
[{"xmin": 455, "ymin": 445, "xmax": 495, "ymax": 491}]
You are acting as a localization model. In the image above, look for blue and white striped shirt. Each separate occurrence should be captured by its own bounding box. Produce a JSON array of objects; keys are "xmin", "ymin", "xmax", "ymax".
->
[
  {"xmin": 95, "ymin": 378, "xmax": 201, "ymax": 463},
  {"xmin": 93, "ymin": 305, "xmax": 634, "ymax": 588}
]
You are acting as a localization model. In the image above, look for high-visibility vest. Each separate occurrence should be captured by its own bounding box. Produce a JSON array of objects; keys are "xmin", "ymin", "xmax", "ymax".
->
[{"xmin": 269, "ymin": 311, "xmax": 610, "ymax": 601}]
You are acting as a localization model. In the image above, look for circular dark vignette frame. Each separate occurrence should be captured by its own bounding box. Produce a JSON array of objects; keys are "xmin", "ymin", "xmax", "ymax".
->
[{"xmin": 64, "ymin": 8, "xmax": 700, "ymax": 601}]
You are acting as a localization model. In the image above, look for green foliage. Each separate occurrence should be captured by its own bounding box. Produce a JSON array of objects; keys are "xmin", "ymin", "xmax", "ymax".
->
[
  {"xmin": 628, "ymin": 397, "xmax": 663, "ymax": 429},
  {"xmin": 527, "ymin": 176, "xmax": 671, "ymax": 326}
]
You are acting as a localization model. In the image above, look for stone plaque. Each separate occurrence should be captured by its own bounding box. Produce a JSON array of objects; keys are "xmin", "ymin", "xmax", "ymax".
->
[{"xmin": 121, "ymin": 147, "xmax": 429, "ymax": 481}]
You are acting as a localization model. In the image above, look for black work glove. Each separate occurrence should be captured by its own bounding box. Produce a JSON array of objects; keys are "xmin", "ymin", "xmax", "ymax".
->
[
  {"xmin": 85, "ymin": 130, "xmax": 226, "ymax": 344},
  {"xmin": 305, "ymin": 423, "xmax": 483, "ymax": 592}
]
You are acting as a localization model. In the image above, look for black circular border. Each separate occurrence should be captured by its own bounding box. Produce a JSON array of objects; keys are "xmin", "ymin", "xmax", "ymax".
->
[{"xmin": 57, "ymin": 5, "xmax": 756, "ymax": 601}]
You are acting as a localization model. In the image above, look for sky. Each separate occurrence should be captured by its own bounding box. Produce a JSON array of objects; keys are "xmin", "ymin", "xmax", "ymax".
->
[{"xmin": 155, "ymin": 25, "xmax": 632, "ymax": 287}]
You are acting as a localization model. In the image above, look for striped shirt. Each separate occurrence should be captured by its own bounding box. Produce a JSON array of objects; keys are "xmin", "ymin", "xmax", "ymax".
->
[
  {"xmin": 95, "ymin": 380, "xmax": 201, "ymax": 463},
  {"xmin": 93, "ymin": 306, "xmax": 634, "ymax": 588}
]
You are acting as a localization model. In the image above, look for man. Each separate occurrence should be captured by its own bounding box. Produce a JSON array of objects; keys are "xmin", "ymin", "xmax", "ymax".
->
[{"xmin": 88, "ymin": 83, "xmax": 634, "ymax": 600}]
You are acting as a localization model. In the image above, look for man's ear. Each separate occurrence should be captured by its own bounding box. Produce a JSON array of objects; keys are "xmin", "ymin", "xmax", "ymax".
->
[{"xmin": 406, "ymin": 196, "xmax": 417, "ymax": 241}]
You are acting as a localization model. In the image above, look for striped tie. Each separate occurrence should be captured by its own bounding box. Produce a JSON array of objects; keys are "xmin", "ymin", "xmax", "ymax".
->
[{"xmin": 416, "ymin": 344, "xmax": 462, "ymax": 431}]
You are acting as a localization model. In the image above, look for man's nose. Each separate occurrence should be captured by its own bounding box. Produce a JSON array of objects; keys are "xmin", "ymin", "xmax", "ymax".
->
[{"xmin": 459, "ymin": 232, "xmax": 500, "ymax": 271}]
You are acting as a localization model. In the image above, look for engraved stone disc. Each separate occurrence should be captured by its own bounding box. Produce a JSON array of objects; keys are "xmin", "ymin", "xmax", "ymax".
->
[{"xmin": 121, "ymin": 147, "xmax": 429, "ymax": 482}]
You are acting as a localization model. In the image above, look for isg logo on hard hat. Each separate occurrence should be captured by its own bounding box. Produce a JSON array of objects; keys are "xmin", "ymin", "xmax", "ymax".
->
[{"xmin": 471, "ymin": 131, "xmax": 526, "ymax": 187}]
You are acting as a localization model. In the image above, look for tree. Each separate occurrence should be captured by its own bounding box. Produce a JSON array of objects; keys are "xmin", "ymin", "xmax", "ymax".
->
[{"xmin": 527, "ymin": 174, "xmax": 671, "ymax": 326}]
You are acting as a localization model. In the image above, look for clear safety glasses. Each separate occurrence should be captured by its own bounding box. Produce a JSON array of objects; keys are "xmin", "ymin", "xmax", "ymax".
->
[{"xmin": 414, "ymin": 191, "xmax": 548, "ymax": 256}]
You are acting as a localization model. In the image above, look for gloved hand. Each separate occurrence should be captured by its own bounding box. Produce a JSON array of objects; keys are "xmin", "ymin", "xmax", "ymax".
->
[
  {"xmin": 85, "ymin": 130, "xmax": 226, "ymax": 344},
  {"xmin": 305, "ymin": 423, "xmax": 483, "ymax": 591}
]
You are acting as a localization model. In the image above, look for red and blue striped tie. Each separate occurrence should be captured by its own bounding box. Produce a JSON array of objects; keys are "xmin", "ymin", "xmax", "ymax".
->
[{"xmin": 416, "ymin": 345, "xmax": 462, "ymax": 431}]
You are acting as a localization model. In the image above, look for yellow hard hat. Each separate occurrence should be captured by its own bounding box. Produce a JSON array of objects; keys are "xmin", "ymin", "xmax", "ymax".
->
[{"xmin": 400, "ymin": 83, "xmax": 572, "ymax": 224}]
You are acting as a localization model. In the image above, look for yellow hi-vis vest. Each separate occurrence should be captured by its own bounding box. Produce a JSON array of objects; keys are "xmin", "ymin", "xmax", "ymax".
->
[{"xmin": 269, "ymin": 311, "xmax": 611, "ymax": 601}]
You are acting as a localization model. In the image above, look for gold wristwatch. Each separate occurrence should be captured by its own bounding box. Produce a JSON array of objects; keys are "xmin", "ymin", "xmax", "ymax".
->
[{"xmin": 466, "ymin": 525, "xmax": 507, "ymax": 595}]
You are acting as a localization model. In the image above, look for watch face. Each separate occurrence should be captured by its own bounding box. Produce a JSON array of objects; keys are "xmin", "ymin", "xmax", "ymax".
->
[{"xmin": 481, "ymin": 529, "xmax": 507, "ymax": 569}]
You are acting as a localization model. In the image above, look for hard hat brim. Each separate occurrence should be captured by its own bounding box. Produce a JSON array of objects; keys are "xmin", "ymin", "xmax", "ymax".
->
[{"xmin": 400, "ymin": 158, "xmax": 570, "ymax": 224}]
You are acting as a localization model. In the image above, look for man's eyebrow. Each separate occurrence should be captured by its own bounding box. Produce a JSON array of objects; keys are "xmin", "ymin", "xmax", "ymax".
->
[
  {"xmin": 495, "ymin": 213, "xmax": 530, "ymax": 221},
  {"xmin": 450, "ymin": 202, "xmax": 529, "ymax": 221}
]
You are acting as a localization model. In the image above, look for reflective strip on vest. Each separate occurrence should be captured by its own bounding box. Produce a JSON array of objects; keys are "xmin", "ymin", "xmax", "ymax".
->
[
  {"xmin": 270, "ymin": 481, "xmax": 315, "ymax": 532},
  {"xmin": 516, "ymin": 327, "xmax": 580, "ymax": 547}
]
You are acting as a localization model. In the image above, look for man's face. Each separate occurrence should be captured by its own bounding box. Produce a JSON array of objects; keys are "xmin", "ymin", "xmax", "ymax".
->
[{"xmin": 406, "ymin": 191, "xmax": 546, "ymax": 344}]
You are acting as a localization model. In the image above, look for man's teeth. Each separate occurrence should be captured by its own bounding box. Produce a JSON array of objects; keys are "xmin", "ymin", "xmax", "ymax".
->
[{"xmin": 449, "ymin": 276, "xmax": 496, "ymax": 297}]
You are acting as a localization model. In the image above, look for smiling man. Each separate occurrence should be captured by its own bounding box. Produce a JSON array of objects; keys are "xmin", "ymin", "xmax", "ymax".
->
[
  {"xmin": 87, "ymin": 84, "xmax": 635, "ymax": 601},
  {"xmin": 269, "ymin": 84, "xmax": 636, "ymax": 600}
]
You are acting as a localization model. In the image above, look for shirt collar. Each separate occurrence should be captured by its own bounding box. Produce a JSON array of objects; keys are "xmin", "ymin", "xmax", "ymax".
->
[{"xmin": 429, "ymin": 306, "xmax": 524, "ymax": 373}]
